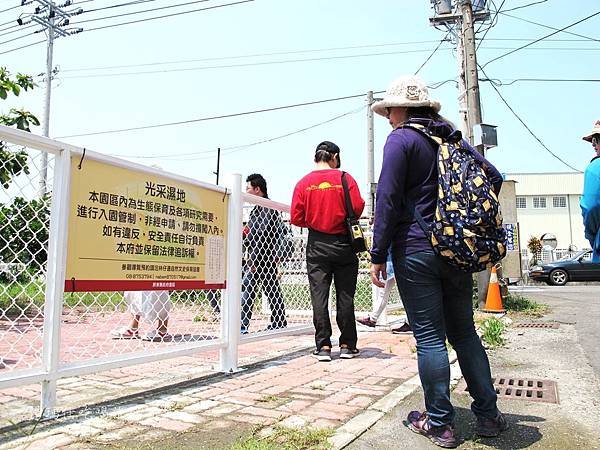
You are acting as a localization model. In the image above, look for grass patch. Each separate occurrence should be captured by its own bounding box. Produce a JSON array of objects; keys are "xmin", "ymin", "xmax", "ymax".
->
[
  {"xmin": 231, "ymin": 426, "xmax": 333, "ymax": 450},
  {"xmin": 480, "ymin": 317, "xmax": 505, "ymax": 348},
  {"xmin": 503, "ymin": 293, "xmax": 549, "ymax": 318},
  {"xmin": 257, "ymin": 395, "xmax": 279, "ymax": 403}
]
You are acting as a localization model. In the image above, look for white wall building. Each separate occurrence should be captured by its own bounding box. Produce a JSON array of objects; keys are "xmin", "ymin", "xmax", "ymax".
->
[{"xmin": 506, "ymin": 173, "xmax": 588, "ymax": 252}]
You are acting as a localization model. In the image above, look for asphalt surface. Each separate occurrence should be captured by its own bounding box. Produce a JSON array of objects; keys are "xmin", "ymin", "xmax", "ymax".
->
[{"xmin": 347, "ymin": 285, "xmax": 600, "ymax": 450}]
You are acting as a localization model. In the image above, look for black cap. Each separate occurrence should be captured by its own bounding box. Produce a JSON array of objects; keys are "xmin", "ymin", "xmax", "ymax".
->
[{"xmin": 315, "ymin": 141, "xmax": 340, "ymax": 154}]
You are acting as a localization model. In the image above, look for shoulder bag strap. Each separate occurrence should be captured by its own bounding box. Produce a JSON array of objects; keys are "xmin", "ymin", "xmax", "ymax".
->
[{"xmin": 340, "ymin": 171, "xmax": 356, "ymax": 220}]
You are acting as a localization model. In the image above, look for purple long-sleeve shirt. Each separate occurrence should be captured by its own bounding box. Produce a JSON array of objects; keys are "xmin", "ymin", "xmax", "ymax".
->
[{"xmin": 370, "ymin": 120, "xmax": 503, "ymax": 265}]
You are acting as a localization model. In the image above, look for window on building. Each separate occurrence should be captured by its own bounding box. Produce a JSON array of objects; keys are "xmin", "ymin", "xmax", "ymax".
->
[
  {"xmin": 533, "ymin": 196, "xmax": 546, "ymax": 208},
  {"xmin": 516, "ymin": 197, "xmax": 527, "ymax": 209},
  {"xmin": 553, "ymin": 196, "xmax": 567, "ymax": 208}
]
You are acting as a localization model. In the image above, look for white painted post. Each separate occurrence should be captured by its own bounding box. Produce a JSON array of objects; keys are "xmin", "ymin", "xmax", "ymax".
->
[
  {"xmin": 220, "ymin": 174, "xmax": 242, "ymax": 373},
  {"xmin": 40, "ymin": 148, "xmax": 71, "ymax": 418}
]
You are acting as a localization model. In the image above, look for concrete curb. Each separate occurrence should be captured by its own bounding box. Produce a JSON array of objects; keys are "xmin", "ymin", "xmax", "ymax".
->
[{"xmin": 329, "ymin": 351, "xmax": 462, "ymax": 450}]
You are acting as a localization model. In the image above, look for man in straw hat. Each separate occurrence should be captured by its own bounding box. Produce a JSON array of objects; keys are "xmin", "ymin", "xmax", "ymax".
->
[
  {"xmin": 581, "ymin": 120, "xmax": 600, "ymax": 262},
  {"xmin": 369, "ymin": 74, "xmax": 507, "ymax": 448}
]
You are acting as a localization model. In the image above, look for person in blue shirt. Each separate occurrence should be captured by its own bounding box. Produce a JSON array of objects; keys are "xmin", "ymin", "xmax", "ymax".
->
[
  {"xmin": 369, "ymin": 74, "xmax": 507, "ymax": 448},
  {"xmin": 581, "ymin": 120, "xmax": 600, "ymax": 262}
]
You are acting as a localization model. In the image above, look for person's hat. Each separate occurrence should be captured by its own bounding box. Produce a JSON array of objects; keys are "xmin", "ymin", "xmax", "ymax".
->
[
  {"xmin": 372, "ymin": 75, "xmax": 441, "ymax": 117},
  {"xmin": 315, "ymin": 141, "xmax": 340, "ymax": 154},
  {"xmin": 582, "ymin": 120, "xmax": 600, "ymax": 142}
]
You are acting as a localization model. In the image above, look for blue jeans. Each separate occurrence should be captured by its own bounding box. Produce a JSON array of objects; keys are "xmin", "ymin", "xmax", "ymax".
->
[{"xmin": 393, "ymin": 250, "xmax": 498, "ymax": 427}]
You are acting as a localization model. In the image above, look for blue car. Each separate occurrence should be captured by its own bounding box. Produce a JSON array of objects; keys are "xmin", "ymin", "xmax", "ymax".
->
[{"xmin": 528, "ymin": 250, "xmax": 600, "ymax": 286}]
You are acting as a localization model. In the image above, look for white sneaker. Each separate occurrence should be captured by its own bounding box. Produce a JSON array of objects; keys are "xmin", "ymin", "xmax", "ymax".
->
[{"xmin": 110, "ymin": 327, "xmax": 139, "ymax": 339}]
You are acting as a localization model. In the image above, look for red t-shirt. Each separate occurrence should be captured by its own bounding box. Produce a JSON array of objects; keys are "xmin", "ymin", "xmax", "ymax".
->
[{"xmin": 291, "ymin": 169, "xmax": 365, "ymax": 234}]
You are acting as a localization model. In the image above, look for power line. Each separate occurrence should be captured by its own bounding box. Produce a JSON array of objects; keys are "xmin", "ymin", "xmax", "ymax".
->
[
  {"xmin": 481, "ymin": 77, "xmax": 600, "ymax": 86},
  {"xmin": 58, "ymin": 47, "xmax": 456, "ymax": 79},
  {"xmin": 476, "ymin": 0, "xmax": 506, "ymax": 50},
  {"xmin": 0, "ymin": 3, "xmax": 21, "ymax": 14},
  {"xmin": 55, "ymin": 92, "xmax": 370, "ymax": 139},
  {"xmin": 499, "ymin": 11, "xmax": 600, "ymax": 42},
  {"xmin": 415, "ymin": 29, "xmax": 452, "ymax": 75},
  {"xmin": 82, "ymin": 0, "xmax": 165, "ymax": 14},
  {"xmin": 54, "ymin": 45, "xmax": 599, "ymax": 80},
  {"xmin": 482, "ymin": 10, "xmax": 600, "ymax": 68},
  {"xmin": 115, "ymin": 105, "xmax": 366, "ymax": 160},
  {"xmin": 81, "ymin": 0, "xmax": 254, "ymax": 33},
  {"xmin": 58, "ymin": 39, "xmax": 448, "ymax": 73},
  {"xmin": 478, "ymin": 64, "xmax": 582, "ymax": 173},
  {"xmin": 501, "ymin": 0, "xmax": 548, "ymax": 13},
  {"xmin": 0, "ymin": 29, "xmax": 39, "ymax": 47},
  {"xmin": 0, "ymin": 23, "xmax": 36, "ymax": 38},
  {"xmin": 76, "ymin": 0, "xmax": 211, "ymax": 24},
  {"xmin": 0, "ymin": 38, "xmax": 44, "ymax": 55}
]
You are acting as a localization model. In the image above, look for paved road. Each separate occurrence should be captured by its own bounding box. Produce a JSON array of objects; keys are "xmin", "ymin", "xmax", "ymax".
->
[
  {"xmin": 511, "ymin": 285, "xmax": 600, "ymax": 378},
  {"xmin": 348, "ymin": 284, "xmax": 600, "ymax": 449}
]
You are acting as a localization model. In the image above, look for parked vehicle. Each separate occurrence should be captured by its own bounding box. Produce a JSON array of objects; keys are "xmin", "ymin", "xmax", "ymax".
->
[{"xmin": 528, "ymin": 250, "xmax": 600, "ymax": 286}]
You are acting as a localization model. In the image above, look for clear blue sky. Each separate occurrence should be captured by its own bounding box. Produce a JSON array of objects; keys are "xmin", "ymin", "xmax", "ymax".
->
[{"xmin": 2, "ymin": 0, "xmax": 599, "ymax": 203}]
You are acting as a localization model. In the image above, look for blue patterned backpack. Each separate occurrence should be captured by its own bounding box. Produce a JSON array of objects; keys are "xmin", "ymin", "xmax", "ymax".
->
[{"xmin": 403, "ymin": 123, "xmax": 507, "ymax": 273}]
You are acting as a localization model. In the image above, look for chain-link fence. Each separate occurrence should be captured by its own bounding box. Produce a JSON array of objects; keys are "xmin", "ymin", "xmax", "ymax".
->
[
  {"xmin": 0, "ymin": 143, "xmax": 52, "ymax": 373},
  {"xmin": 0, "ymin": 125, "xmax": 404, "ymax": 419},
  {"xmin": 239, "ymin": 196, "xmax": 403, "ymax": 337}
]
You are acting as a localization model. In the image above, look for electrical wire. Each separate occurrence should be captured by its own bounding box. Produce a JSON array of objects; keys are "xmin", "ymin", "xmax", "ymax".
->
[
  {"xmin": 0, "ymin": 29, "xmax": 39, "ymax": 47},
  {"xmin": 476, "ymin": 0, "xmax": 506, "ymax": 50},
  {"xmin": 58, "ymin": 47, "xmax": 456, "ymax": 79},
  {"xmin": 478, "ymin": 64, "xmax": 582, "ymax": 173},
  {"xmin": 114, "ymin": 105, "xmax": 366, "ymax": 160},
  {"xmin": 481, "ymin": 77, "xmax": 600, "ymax": 86},
  {"xmin": 415, "ymin": 29, "xmax": 452, "ymax": 75},
  {"xmin": 0, "ymin": 38, "xmax": 44, "ymax": 55},
  {"xmin": 0, "ymin": 4, "xmax": 21, "ymax": 15},
  {"xmin": 0, "ymin": 23, "xmax": 36, "ymax": 38},
  {"xmin": 502, "ymin": 0, "xmax": 548, "ymax": 13},
  {"xmin": 58, "ymin": 39, "xmax": 448, "ymax": 73},
  {"xmin": 55, "ymin": 92, "xmax": 369, "ymax": 139},
  {"xmin": 75, "ymin": 0, "xmax": 211, "ymax": 24},
  {"xmin": 81, "ymin": 0, "xmax": 166, "ymax": 14},
  {"xmin": 499, "ymin": 11, "xmax": 600, "ymax": 42},
  {"xmin": 482, "ymin": 10, "xmax": 600, "ymax": 68},
  {"xmin": 80, "ymin": 0, "xmax": 254, "ymax": 33},
  {"xmin": 53, "ymin": 45, "xmax": 598, "ymax": 80}
]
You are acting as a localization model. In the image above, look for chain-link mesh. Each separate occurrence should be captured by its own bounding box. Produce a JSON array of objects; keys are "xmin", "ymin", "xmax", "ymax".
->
[
  {"xmin": 0, "ymin": 139, "xmax": 404, "ymax": 418},
  {"xmin": 0, "ymin": 146, "xmax": 52, "ymax": 372},
  {"xmin": 59, "ymin": 288, "xmax": 223, "ymax": 363},
  {"xmin": 239, "ymin": 201, "xmax": 403, "ymax": 336},
  {"xmin": 240, "ymin": 202, "xmax": 305, "ymax": 335}
]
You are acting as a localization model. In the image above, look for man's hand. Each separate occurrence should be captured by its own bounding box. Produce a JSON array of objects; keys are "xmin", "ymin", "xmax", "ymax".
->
[{"xmin": 370, "ymin": 263, "xmax": 387, "ymax": 288}]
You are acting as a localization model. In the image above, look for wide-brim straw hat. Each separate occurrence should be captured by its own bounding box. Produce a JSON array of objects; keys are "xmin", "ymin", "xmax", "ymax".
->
[
  {"xmin": 372, "ymin": 75, "xmax": 441, "ymax": 117},
  {"xmin": 582, "ymin": 120, "xmax": 600, "ymax": 142}
]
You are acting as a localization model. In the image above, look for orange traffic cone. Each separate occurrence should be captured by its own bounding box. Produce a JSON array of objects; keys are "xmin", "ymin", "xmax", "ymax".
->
[{"xmin": 482, "ymin": 266, "xmax": 505, "ymax": 313}]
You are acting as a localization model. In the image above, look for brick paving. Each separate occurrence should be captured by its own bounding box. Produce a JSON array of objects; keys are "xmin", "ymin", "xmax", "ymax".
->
[{"xmin": 0, "ymin": 328, "xmax": 418, "ymax": 450}]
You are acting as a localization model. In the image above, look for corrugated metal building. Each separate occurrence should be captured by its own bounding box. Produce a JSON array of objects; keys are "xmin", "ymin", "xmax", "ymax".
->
[{"xmin": 506, "ymin": 172, "xmax": 587, "ymax": 251}]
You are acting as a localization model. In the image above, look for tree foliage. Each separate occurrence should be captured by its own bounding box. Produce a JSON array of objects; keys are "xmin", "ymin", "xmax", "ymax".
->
[
  {"xmin": 0, "ymin": 195, "xmax": 50, "ymax": 282},
  {"xmin": 0, "ymin": 67, "xmax": 38, "ymax": 188}
]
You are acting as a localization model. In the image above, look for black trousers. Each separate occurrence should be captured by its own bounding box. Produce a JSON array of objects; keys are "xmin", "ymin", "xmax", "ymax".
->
[{"xmin": 306, "ymin": 230, "xmax": 359, "ymax": 350}]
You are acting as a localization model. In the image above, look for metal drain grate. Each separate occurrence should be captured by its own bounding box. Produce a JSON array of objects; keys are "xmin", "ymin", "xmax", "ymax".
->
[
  {"xmin": 456, "ymin": 377, "xmax": 559, "ymax": 404},
  {"xmin": 514, "ymin": 322, "xmax": 559, "ymax": 329}
]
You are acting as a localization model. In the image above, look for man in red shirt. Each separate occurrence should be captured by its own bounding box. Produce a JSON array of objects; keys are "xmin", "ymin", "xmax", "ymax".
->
[{"xmin": 291, "ymin": 141, "xmax": 365, "ymax": 361}]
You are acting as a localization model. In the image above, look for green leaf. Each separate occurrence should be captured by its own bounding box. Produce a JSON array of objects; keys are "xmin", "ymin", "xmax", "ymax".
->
[{"xmin": 0, "ymin": 88, "xmax": 7, "ymax": 100}]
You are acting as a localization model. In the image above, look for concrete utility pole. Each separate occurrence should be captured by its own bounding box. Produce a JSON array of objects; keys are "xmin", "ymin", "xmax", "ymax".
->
[
  {"xmin": 460, "ymin": 0, "xmax": 484, "ymax": 156},
  {"xmin": 430, "ymin": 0, "xmax": 491, "ymax": 308},
  {"xmin": 455, "ymin": 25, "xmax": 469, "ymax": 138},
  {"xmin": 366, "ymin": 91, "xmax": 375, "ymax": 219},
  {"xmin": 459, "ymin": 0, "xmax": 490, "ymax": 307},
  {"xmin": 22, "ymin": 0, "xmax": 83, "ymax": 196}
]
